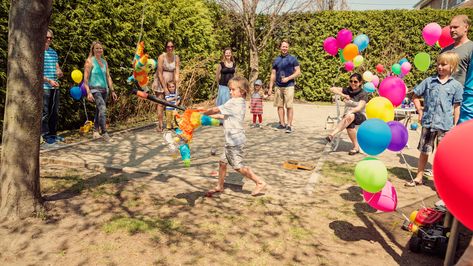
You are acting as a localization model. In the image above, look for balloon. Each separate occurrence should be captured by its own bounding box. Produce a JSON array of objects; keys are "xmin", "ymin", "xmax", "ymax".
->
[
  {"xmin": 70, "ymin": 86, "xmax": 82, "ymax": 100},
  {"xmin": 401, "ymin": 62, "xmax": 412, "ymax": 75},
  {"xmin": 354, "ymin": 157, "xmax": 388, "ymax": 193},
  {"xmin": 357, "ymin": 119, "xmax": 392, "ymax": 156},
  {"xmin": 414, "ymin": 52, "xmax": 431, "ymax": 72},
  {"xmin": 362, "ymin": 71, "xmax": 373, "ymax": 82},
  {"xmin": 438, "ymin": 26, "xmax": 455, "ymax": 48},
  {"xmin": 409, "ymin": 210, "xmax": 419, "ymax": 223},
  {"xmin": 379, "ymin": 76, "xmax": 407, "ymax": 107},
  {"xmin": 353, "ymin": 34, "xmax": 369, "ymax": 52},
  {"xmin": 338, "ymin": 49, "xmax": 346, "ymax": 63},
  {"xmin": 344, "ymin": 61, "xmax": 354, "ymax": 72},
  {"xmin": 434, "ymin": 120, "xmax": 473, "ymax": 230},
  {"xmin": 372, "ymin": 75, "xmax": 380, "ymax": 87},
  {"xmin": 410, "ymin": 122, "xmax": 418, "ymax": 130},
  {"xmin": 323, "ymin": 37, "xmax": 338, "ymax": 56},
  {"xmin": 71, "ymin": 69, "xmax": 83, "ymax": 84},
  {"xmin": 363, "ymin": 82, "xmax": 376, "ymax": 93},
  {"xmin": 79, "ymin": 81, "xmax": 87, "ymax": 97},
  {"xmin": 391, "ymin": 63, "xmax": 401, "ymax": 75},
  {"xmin": 342, "ymin": 44, "xmax": 359, "ymax": 61},
  {"xmin": 353, "ymin": 55, "xmax": 364, "ymax": 67},
  {"xmin": 337, "ymin": 29, "xmax": 353, "ymax": 49},
  {"xmin": 363, "ymin": 181, "xmax": 397, "ymax": 212},
  {"xmin": 366, "ymin": 96, "xmax": 395, "ymax": 122},
  {"xmin": 376, "ymin": 64, "xmax": 384, "ymax": 73},
  {"xmin": 387, "ymin": 121, "xmax": 409, "ymax": 151},
  {"xmin": 399, "ymin": 58, "xmax": 408, "ymax": 65},
  {"xmin": 422, "ymin": 22, "xmax": 442, "ymax": 46}
]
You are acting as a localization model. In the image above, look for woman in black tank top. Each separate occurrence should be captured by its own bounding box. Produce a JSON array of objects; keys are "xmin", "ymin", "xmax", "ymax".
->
[{"xmin": 215, "ymin": 48, "xmax": 236, "ymax": 106}]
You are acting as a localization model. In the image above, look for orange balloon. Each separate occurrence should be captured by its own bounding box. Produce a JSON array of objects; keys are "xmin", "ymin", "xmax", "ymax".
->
[{"xmin": 342, "ymin": 43, "xmax": 359, "ymax": 61}]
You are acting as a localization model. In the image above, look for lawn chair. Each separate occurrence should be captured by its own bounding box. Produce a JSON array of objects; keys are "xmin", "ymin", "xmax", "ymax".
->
[{"xmin": 324, "ymin": 95, "xmax": 342, "ymax": 151}]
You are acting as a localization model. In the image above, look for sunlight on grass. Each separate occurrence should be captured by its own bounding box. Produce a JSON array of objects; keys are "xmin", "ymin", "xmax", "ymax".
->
[
  {"xmin": 41, "ymin": 171, "xmax": 85, "ymax": 194},
  {"xmin": 321, "ymin": 161, "xmax": 356, "ymax": 185},
  {"xmin": 102, "ymin": 216, "xmax": 181, "ymax": 235},
  {"xmin": 289, "ymin": 226, "xmax": 312, "ymax": 240}
]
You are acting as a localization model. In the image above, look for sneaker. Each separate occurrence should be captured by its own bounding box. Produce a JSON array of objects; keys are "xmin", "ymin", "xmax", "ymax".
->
[
  {"xmin": 255, "ymin": 123, "xmax": 260, "ymax": 128},
  {"xmin": 102, "ymin": 132, "xmax": 111, "ymax": 142},
  {"xmin": 93, "ymin": 131, "xmax": 101, "ymax": 139},
  {"xmin": 40, "ymin": 135, "xmax": 45, "ymax": 145},
  {"xmin": 276, "ymin": 124, "xmax": 286, "ymax": 130},
  {"xmin": 285, "ymin": 126, "xmax": 293, "ymax": 133}
]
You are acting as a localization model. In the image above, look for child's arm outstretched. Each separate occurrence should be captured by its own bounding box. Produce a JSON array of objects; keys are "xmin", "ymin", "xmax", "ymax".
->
[{"xmin": 203, "ymin": 107, "xmax": 224, "ymax": 119}]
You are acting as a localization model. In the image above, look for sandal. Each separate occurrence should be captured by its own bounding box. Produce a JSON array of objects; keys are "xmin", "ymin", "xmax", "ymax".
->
[
  {"xmin": 325, "ymin": 135, "xmax": 334, "ymax": 143},
  {"xmin": 348, "ymin": 149, "xmax": 360, "ymax": 155},
  {"xmin": 205, "ymin": 188, "xmax": 224, "ymax": 197},
  {"xmin": 404, "ymin": 180, "xmax": 424, "ymax": 187}
]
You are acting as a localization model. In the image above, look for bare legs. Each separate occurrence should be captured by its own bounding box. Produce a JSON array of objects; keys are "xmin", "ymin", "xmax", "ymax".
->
[
  {"xmin": 328, "ymin": 114, "xmax": 357, "ymax": 149},
  {"xmin": 277, "ymin": 107, "xmax": 293, "ymax": 127},
  {"xmin": 415, "ymin": 153, "xmax": 428, "ymax": 183},
  {"xmin": 156, "ymin": 93, "xmax": 164, "ymax": 132},
  {"xmin": 277, "ymin": 107, "xmax": 285, "ymax": 126},
  {"xmin": 209, "ymin": 161, "xmax": 266, "ymax": 196}
]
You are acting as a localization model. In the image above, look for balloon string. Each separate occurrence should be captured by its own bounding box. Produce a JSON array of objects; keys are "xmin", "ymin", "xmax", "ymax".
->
[
  {"xmin": 399, "ymin": 151, "xmax": 426, "ymax": 208},
  {"xmin": 82, "ymin": 98, "xmax": 89, "ymax": 122}
]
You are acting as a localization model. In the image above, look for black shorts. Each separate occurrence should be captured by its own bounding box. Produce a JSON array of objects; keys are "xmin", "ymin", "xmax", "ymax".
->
[{"xmin": 346, "ymin": 112, "xmax": 366, "ymax": 129}]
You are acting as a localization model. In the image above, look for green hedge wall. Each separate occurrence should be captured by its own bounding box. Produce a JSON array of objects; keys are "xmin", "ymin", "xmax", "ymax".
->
[{"xmin": 1, "ymin": 4, "xmax": 473, "ymax": 134}]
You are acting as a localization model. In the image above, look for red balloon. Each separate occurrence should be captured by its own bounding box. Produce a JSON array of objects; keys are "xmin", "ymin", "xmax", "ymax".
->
[
  {"xmin": 376, "ymin": 64, "xmax": 384, "ymax": 73},
  {"xmin": 438, "ymin": 26, "xmax": 455, "ymax": 48},
  {"xmin": 434, "ymin": 121, "xmax": 473, "ymax": 230}
]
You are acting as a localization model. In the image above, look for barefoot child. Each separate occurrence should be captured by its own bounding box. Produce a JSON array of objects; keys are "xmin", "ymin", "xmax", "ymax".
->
[
  {"xmin": 203, "ymin": 76, "xmax": 267, "ymax": 196},
  {"xmin": 405, "ymin": 52, "xmax": 463, "ymax": 187}
]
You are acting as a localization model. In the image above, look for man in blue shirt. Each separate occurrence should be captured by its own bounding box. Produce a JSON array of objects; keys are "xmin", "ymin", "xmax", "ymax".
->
[
  {"xmin": 268, "ymin": 40, "xmax": 301, "ymax": 133},
  {"xmin": 42, "ymin": 29, "xmax": 63, "ymax": 143}
]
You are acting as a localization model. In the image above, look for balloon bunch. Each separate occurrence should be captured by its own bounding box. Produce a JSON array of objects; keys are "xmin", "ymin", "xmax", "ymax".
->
[
  {"xmin": 164, "ymin": 110, "xmax": 220, "ymax": 167},
  {"xmin": 70, "ymin": 69, "xmax": 87, "ymax": 101},
  {"xmin": 354, "ymin": 77, "xmax": 410, "ymax": 212},
  {"xmin": 323, "ymin": 29, "xmax": 370, "ymax": 72},
  {"xmin": 128, "ymin": 41, "xmax": 157, "ymax": 88}
]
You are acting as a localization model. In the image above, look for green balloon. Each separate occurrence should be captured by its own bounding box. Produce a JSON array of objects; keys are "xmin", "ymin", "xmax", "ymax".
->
[
  {"xmin": 338, "ymin": 49, "xmax": 346, "ymax": 63},
  {"xmin": 414, "ymin": 52, "xmax": 431, "ymax": 72},
  {"xmin": 391, "ymin": 63, "xmax": 401, "ymax": 75},
  {"xmin": 353, "ymin": 55, "xmax": 364, "ymax": 67},
  {"xmin": 354, "ymin": 157, "xmax": 388, "ymax": 193}
]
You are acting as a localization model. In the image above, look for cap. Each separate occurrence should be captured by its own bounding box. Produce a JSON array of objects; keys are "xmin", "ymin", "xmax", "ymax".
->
[{"xmin": 254, "ymin": 79, "xmax": 263, "ymax": 86}]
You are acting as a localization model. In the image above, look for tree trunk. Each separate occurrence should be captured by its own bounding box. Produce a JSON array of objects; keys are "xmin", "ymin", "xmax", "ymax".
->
[
  {"xmin": 248, "ymin": 46, "xmax": 259, "ymax": 90},
  {"xmin": 0, "ymin": 0, "xmax": 52, "ymax": 221}
]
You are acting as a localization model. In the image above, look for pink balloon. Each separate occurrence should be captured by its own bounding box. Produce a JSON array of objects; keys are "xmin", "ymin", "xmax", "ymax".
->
[
  {"xmin": 401, "ymin": 62, "xmax": 412, "ymax": 75},
  {"xmin": 371, "ymin": 75, "xmax": 380, "ymax": 87},
  {"xmin": 337, "ymin": 29, "xmax": 353, "ymax": 49},
  {"xmin": 363, "ymin": 181, "xmax": 397, "ymax": 212},
  {"xmin": 344, "ymin": 61, "xmax": 354, "ymax": 72},
  {"xmin": 438, "ymin": 26, "xmax": 455, "ymax": 48},
  {"xmin": 379, "ymin": 76, "xmax": 407, "ymax": 107},
  {"xmin": 422, "ymin": 23, "xmax": 442, "ymax": 46},
  {"xmin": 323, "ymin": 37, "xmax": 338, "ymax": 56}
]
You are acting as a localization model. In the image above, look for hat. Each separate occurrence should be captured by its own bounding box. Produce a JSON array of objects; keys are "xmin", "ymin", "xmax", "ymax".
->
[{"xmin": 254, "ymin": 79, "xmax": 263, "ymax": 86}]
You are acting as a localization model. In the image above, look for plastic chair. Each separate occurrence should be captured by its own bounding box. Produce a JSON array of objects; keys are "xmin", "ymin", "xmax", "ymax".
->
[{"xmin": 324, "ymin": 95, "xmax": 342, "ymax": 151}]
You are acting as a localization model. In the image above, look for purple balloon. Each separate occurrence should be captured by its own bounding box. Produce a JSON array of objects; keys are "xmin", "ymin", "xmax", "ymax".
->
[
  {"xmin": 79, "ymin": 81, "xmax": 87, "ymax": 97},
  {"xmin": 387, "ymin": 121, "xmax": 409, "ymax": 151},
  {"xmin": 379, "ymin": 76, "xmax": 407, "ymax": 107},
  {"xmin": 337, "ymin": 29, "xmax": 353, "ymax": 49}
]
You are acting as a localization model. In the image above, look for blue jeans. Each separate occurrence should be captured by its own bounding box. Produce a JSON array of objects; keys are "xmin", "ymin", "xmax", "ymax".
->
[
  {"xmin": 42, "ymin": 89, "xmax": 60, "ymax": 137},
  {"xmin": 93, "ymin": 89, "xmax": 108, "ymax": 133},
  {"xmin": 216, "ymin": 85, "xmax": 230, "ymax": 106}
]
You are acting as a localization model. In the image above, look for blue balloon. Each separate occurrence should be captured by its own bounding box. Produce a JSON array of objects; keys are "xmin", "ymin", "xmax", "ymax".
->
[
  {"xmin": 353, "ymin": 34, "xmax": 369, "ymax": 52},
  {"xmin": 363, "ymin": 82, "xmax": 376, "ymax": 93},
  {"xmin": 357, "ymin": 118, "xmax": 392, "ymax": 156},
  {"xmin": 410, "ymin": 122, "xmax": 419, "ymax": 130},
  {"xmin": 70, "ymin": 86, "xmax": 82, "ymax": 100},
  {"xmin": 399, "ymin": 58, "xmax": 408, "ymax": 65}
]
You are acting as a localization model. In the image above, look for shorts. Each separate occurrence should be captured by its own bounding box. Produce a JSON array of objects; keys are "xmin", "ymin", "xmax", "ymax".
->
[
  {"xmin": 274, "ymin": 86, "xmax": 294, "ymax": 108},
  {"xmin": 417, "ymin": 127, "xmax": 447, "ymax": 154},
  {"xmin": 220, "ymin": 144, "xmax": 245, "ymax": 169},
  {"xmin": 346, "ymin": 112, "xmax": 366, "ymax": 129}
]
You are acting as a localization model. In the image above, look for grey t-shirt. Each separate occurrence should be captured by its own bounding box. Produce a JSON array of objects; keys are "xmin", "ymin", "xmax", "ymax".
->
[
  {"xmin": 441, "ymin": 40, "xmax": 473, "ymax": 85},
  {"xmin": 218, "ymin": 97, "xmax": 246, "ymax": 146}
]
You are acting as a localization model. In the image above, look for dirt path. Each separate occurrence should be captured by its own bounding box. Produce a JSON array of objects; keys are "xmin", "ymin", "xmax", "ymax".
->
[{"xmin": 1, "ymin": 102, "xmax": 465, "ymax": 265}]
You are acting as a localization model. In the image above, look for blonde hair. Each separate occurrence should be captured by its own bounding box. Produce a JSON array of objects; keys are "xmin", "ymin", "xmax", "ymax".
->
[
  {"xmin": 228, "ymin": 76, "xmax": 249, "ymax": 98},
  {"xmin": 167, "ymin": 81, "xmax": 176, "ymax": 89},
  {"xmin": 220, "ymin": 47, "xmax": 234, "ymax": 63},
  {"xmin": 437, "ymin": 52, "xmax": 460, "ymax": 74},
  {"xmin": 88, "ymin": 41, "xmax": 103, "ymax": 58}
]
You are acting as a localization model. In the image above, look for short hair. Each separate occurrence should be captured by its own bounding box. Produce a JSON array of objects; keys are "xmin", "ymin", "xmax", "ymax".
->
[
  {"xmin": 437, "ymin": 51, "xmax": 460, "ymax": 74},
  {"xmin": 228, "ymin": 76, "xmax": 249, "ymax": 98},
  {"xmin": 47, "ymin": 29, "xmax": 54, "ymax": 37},
  {"xmin": 167, "ymin": 81, "xmax": 176, "ymax": 87},
  {"xmin": 280, "ymin": 39, "xmax": 290, "ymax": 47},
  {"xmin": 452, "ymin": 15, "xmax": 471, "ymax": 27}
]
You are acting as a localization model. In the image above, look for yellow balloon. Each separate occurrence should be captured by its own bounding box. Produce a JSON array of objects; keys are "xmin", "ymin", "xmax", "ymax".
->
[
  {"xmin": 71, "ymin": 69, "xmax": 83, "ymax": 83},
  {"xmin": 409, "ymin": 210, "xmax": 418, "ymax": 222},
  {"xmin": 362, "ymin": 71, "xmax": 373, "ymax": 82},
  {"xmin": 366, "ymin": 96, "xmax": 395, "ymax": 122}
]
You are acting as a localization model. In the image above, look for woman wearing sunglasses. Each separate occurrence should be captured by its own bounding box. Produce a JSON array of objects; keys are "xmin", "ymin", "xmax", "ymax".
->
[
  {"xmin": 325, "ymin": 73, "xmax": 369, "ymax": 155},
  {"xmin": 152, "ymin": 40, "xmax": 180, "ymax": 132}
]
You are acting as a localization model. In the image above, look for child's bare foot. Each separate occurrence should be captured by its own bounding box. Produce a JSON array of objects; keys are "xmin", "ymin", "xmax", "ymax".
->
[
  {"xmin": 251, "ymin": 182, "xmax": 267, "ymax": 196},
  {"xmin": 205, "ymin": 187, "xmax": 224, "ymax": 197}
]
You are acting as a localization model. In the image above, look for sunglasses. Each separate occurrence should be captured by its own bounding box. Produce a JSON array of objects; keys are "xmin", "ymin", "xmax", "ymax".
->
[
  {"xmin": 349, "ymin": 80, "xmax": 359, "ymax": 83},
  {"xmin": 166, "ymin": 45, "xmax": 174, "ymax": 48},
  {"xmin": 46, "ymin": 37, "xmax": 53, "ymax": 40}
]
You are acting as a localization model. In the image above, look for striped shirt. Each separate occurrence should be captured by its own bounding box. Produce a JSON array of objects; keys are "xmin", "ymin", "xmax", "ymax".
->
[
  {"xmin": 43, "ymin": 48, "xmax": 58, "ymax": 89},
  {"xmin": 165, "ymin": 93, "xmax": 180, "ymax": 110}
]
